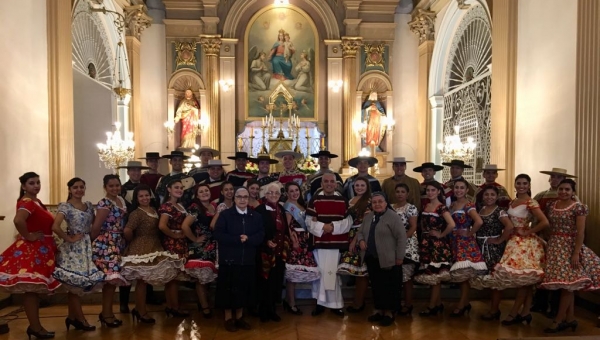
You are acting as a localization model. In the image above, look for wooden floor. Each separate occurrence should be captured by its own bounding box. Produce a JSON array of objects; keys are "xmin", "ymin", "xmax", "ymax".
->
[{"xmin": 1, "ymin": 300, "xmax": 600, "ymax": 340}]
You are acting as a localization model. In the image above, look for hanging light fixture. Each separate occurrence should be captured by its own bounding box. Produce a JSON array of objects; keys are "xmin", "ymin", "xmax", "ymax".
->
[{"xmin": 437, "ymin": 125, "xmax": 476, "ymax": 162}]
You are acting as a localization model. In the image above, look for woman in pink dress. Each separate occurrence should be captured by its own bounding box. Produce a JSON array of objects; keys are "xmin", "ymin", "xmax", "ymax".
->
[
  {"xmin": 540, "ymin": 179, "xmax": 600, "ymax": 333},
  {"xmin": 494, "ymin": 174, "xmax": 549, "ymax": 326},
  {"xmin": 0, "ymin": 172, "xmax": 60, "ymax": 339}
]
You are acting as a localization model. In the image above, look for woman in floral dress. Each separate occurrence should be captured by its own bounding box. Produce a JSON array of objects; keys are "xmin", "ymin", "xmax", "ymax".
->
[
  {"xmin": 0, "ymin": 172, "xmax": 60, "ymax": 339},
  {"xmin": 282, "ymin": 182, "xmax": 319, "ymax": 315},
  {"xmin": 52, "ymin": 177, "xmax": 104, "ymax": 332},
  {"xmin": 415, "ymin": 181, "xmax": 455, "ymax": 316},
  {"xmin": 392, "ymin": 183, "xmax": 419, "ymax": 316},
  {"xmin": 122, "ymin": 184, "xmax": 184, "ymax": 324},
  {"xmin": 494, "ymin": 174, "xmax": 549, "ymax": 326},
  {"xmin": 448, "ymin": 179, "xmax": 486, "ymax": 317},
  {"xmin": 158, "ymin": 179, "xmax": 191, "ymax": 317},
  {"xmin": 182, "ymin": 183, "xmax": 218, "ymax": 318},
  {"xmin": 539, "ymin": 179, "xmax": 600, "ymax": 333},
  {"xmin": 337, "ymin": 177, "xmax": 371, "ymax": 313},
  {"xmin": 91, "ymin": 174, "xmax": 129, "ymax": 328},
  {"xmin": 471, "ymin": 185, "xmax": 514, "ymax": 321}
]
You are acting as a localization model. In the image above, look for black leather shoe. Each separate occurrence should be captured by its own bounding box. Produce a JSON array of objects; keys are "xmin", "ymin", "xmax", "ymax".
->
[
  {"xmin": 270, "ymin": 313, "xmax": 282, "ymax": 322},
  {"xmin": 311, "ymin": 305, "xmax": 325, "ymax": 316},
  {"xmin": 379, "ymin": 315, "xmax": 394, "ymax": 327},
  {"xmin": 346, "ymin": 303, "xmax": 365, "ymax": 313},
  {"xmin": 235, "ymin": 318, "xmax": 252, "ymax": 330},
  {"xmin": 331, "ymin": 308, "xmax": 344, "ymax": 317},
  {"xmin": 368, "ymin": 313, "xmax": 384, "ymax": 322}
]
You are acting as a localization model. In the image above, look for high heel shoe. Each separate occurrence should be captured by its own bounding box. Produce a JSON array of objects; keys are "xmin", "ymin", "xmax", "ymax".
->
[
  {"xmin": 282, "ymin": 300, "xmax": 303, "ymax": 315},
  {"xmin": 419, "ymin": 305, "xmax": 440, "ymax": 317},
  {"xmin": 501, "ymin": 314, "xmax": 522, "ymax": 326},
  {"xmin": 450, "ymin": 303, "xmax": 472, "ymax": 317},
  {"xmin": 544, "ymin": 321, "xmax": 565, "ymax": 333},
  {"xmin": 566, "ymin": 320, "xmax": 578, "ymax": 331},
  {"xmin": 131, "ymin": 308, "xmax": 156, "ymax": 324},
  {"xmin": 398, "ymin": 305, "xmax": 413, "ymax": 316},
  {"xmin": 65, "ymin": 317, "xmax": 96, "ymax": 331},
  {"xmin": 346, "ymin": 303, "xmax": 366, "ymax": 313},
  {"xmin": 196, "ymin": 302, "xmax": 213, "ymax": 318},
  {"xmin": 26, "ymin": 327, "xmax": 55, "ymax": 339},
  {"xmin": 165, "ymin": 307, "xmax": 190, "ymax": 318},
  {"xmin": 98, "ymin": 313, "xmax": 122, "ymax": 328},
  {"xmin": 520, "ymin": 314, "xmax": 533, "ymax": 325},
  {"xmin": 480, "ymin": 310, "xmax": 501, "ymax": 321}
]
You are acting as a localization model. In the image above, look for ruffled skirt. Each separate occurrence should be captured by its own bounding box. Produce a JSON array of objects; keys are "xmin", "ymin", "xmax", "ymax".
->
[
  {"xmin": 53, "ymin": 235, "xmax": 105, "ymax": 295},
  {"xmin": 493, "ymin": 233, "xmax": 545, "ymax": 289},
  {"xmin": 121, "ymin": 251, "xmax": 185, "ymax": 286}
]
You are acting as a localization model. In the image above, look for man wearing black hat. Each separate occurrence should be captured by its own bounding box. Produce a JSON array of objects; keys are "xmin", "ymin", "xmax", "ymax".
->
[
  {"xmin": 413, "ymin": 162, "xmax": 452, "ymax": 208},
  {"xmin": 226, "ymin": 152, "xmax": 256, "ymax": 187},
  {"xmin": 474, "ymin": 164, "xmax": 512, "ymax": 210},
  {"xmin": 196, "ymin": 159, "xmax": 229, "ymax": 201},
  {"xmin": 442, "ymin": 159, "xmax": 478, "ymax": 201},
  {"xmin": 304, "ymin": 150, "xmax": 343, "ymax": 201},
  {"xmin": 274, "ymin": 150, "xmax": 306, "ymax": 186},
  {"xmin": 188, "ymin": 146, "xmax": 220, "ymax": 183},
  {"xmin": 248, "ymin": 154, "xmax": 280, "ymax": 198},
  {"xmin": 381, "ymin": 157, "xmax": 421, "ymax": 210},
  {"xmin": 139, "ymin": 152, "xmax": 164, "ymax": 192},
  {"xmin": 156, "ymin": 151, "xmax": 196, "ymax": 206},
  {"xmin": 342, "ymin": 156, "xmax": 381, "ymax": 199}
]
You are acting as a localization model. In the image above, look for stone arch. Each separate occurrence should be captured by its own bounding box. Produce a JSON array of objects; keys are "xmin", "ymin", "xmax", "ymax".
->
[
  {"xmin": 222, "ymin": 0, "xmax": 340, "ymax": 39},
  {"xmin": 168, "ymin": 69, "xmax": 206, "ymax": 92},
  {"xmin": 357, "ymin": 70, "xmax": 393, "ymax": 94}
]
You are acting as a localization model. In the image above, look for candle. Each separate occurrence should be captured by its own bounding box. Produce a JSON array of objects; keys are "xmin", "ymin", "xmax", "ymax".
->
[{"xmin": 250, "ymin": 126, "xmax": 254, "ymax": 136}]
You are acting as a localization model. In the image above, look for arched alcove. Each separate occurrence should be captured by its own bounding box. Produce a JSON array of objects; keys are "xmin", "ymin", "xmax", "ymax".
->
[{"xmin": 167, "ymin": 69, "xmax": 208, "ymax": 149}]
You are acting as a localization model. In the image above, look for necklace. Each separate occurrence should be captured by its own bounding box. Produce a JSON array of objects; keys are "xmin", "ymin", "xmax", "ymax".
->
[{"xmin": 138, "ymin": 207, "xmax": 158, "ymax": 218}]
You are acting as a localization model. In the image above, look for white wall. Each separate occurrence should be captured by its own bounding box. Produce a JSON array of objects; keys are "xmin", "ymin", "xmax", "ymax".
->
[
  {"xmin": 140, "ymin": 23, "xmax": 168, "ymax": 156},
  {"xmin": 392, "ymin": 13, "xmax": 419, "ymax": 162},
  {"xmin": 73, "ymin": 70, "xmax": 115, "ymax": 203},
  {"xmin": 0, "ymin": 1, "xmax": 49, "ymax": 250},
  {"xmin": 515, "ymin": 0, "xmax": 577, "ymax": 194}
]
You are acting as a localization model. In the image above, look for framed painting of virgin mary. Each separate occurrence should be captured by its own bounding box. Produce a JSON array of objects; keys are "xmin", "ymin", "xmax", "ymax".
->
[{"xmin": 244, "ymin": 5, "xmax": 319, "ymax": 120}]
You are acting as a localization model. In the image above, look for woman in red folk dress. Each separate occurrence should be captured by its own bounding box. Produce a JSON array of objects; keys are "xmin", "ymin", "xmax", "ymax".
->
[
  {"xmin": 0, "ymin": 172, "xmax": 61, "ymax": 339},
  {"xmin": 539, "ymin": 179, "xmax": 600, "ymax": 333}
]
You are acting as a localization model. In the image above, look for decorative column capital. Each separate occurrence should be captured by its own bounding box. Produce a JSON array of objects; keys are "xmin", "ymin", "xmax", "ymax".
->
[
  {"xmin": 124, "ymin": 4, "xmax": 152, "ymax": 40},
  {"xmin": 200, "ymin": 35, "xmax": 222, "ymax": 56},
  {"xmin": 341, "ymin": 37, "xmax": 363, "ymax": 58},
  {"xmin": 408, "ymin": 9, "xmax": 436, "ymax": 44}
]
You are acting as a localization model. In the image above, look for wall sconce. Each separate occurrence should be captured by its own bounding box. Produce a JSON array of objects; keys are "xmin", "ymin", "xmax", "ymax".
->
[
  {"xmin": 382, "ymin": 115, "xmax": 396, "ymax": 132},
  {"xmin": 219, "ymin": 79, "xmax": 234, "ymax": 92},
  {"xmin": 328, "ymin": 80, "xmax": 343, "ymax": 93}
]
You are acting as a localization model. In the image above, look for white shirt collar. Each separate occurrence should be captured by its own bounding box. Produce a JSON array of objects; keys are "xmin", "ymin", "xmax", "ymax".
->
[{"xmin": 236, "ymin": 207, "xmax": 248, "ymax": 214}]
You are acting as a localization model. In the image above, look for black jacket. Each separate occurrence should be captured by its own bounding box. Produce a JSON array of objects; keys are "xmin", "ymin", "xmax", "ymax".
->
[{"xmin": 213, "ymin": 206, "xmax": 264, "ymax": 266}]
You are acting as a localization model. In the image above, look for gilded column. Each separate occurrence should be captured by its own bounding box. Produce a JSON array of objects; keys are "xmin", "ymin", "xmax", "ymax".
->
[
  {"xmin": 340, "ymin": 37, "xmax": 362, "ymax": 172},
  {"xmin": 200, "ymin": 35, "xmax": 222, "ymax": 150},
  {"xmin": 47, "ymin": 0, "xmax": 75, "ymax": 203},
  {"xmin": 575, "ymin": 0, "xmax": 600, "ymax": 252},
  {"xmin": 409, "ymin": 9, "xmax": 436, "ymax": 165},
  {"xmin": 490, "ymin": 0, "xmax": 518, "ymax": 190},
  {"xmin": 124, "ymin": 5, "xmax": 152, "ymax": 157}
]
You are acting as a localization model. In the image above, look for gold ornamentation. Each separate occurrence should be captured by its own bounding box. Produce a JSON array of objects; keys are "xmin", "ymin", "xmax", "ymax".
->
[
  {"xmin": 124, "ymin": 4, "xmax": 152, "ymax": 40},
  {"xmin": 175, "ymin": 42, "xmax": 197, "ymax": 67},
  {"xmin": 332, "ymin": 46, "xmax": 338, "ymax": 53},
  {"xmin": 224, "ymin": 45, "xmax": 230, "ymax": 52},
  {"xmin": 341, "ymin": 37, "xmax": 363, "ymax": 58},
  {"xmin": 456, "ymin": 0, "xmax": 471, "ymax": 10},
  {"xmin": 200, "ymin": 35, "xmax": 222, "ymax": 56},
  {"xmin": 408, "ymin": 9, "xmax": 436, "ymax": 44},
  {"xmin": 364, "ymin": 43, "xmax": 385, "ymax": 68}
]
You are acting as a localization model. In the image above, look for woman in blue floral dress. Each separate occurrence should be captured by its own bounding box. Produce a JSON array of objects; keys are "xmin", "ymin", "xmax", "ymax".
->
[
  {"xmin": 91, "ymin": 174, "xmax": 129, "ymax": 328},
  {"xmin": 52, "ymin": 177, "xmax": 104, "ymax": 331}
]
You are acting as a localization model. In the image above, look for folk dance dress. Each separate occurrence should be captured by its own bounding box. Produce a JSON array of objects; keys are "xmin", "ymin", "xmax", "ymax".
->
[
  {"xmin": 493, "ymin": 199, "xmax": 545, "ymax": 289},
  {"xmin": 0, "ymin": 198, "xmax": 61, "ymax": 294},
  {"xmin": 91, "ymin": 197, "xmax": 129, "ymax": 286},
  {"xmin": 470, "ymin": 207, "xmax": 508, "ymax": 290},
  {"xmin": 414, "ymin": 204, "xmax": 453, "ymax": 286},
  {"xmin": 394, "ymin": 203, "xmax": 419, "ymax": 282},
  {"xmin": 53, "ymin": 202, "xmax": 104, "ymax": 295},
  {"xmin": 121, "ymin": 208, "xmax": 184, "ymax": 286},
  {"xmin": 337, "ymin": 203, "xmax": 369, "ymax": 276},
  {"xmin": 540, "ymin": 202, "xmax": 600, "ymax": 291},
  {"xmin": 448, "ymin": 203, "xmax": 487, "ymax": 282},
  {"xmin": 184, "ymin": 203, "xmax": 218, "ymax": 284},
  {"xmin": 283, "ymin": 202, "xmax": 320, "ymax": 282},
  {"xmin": 158, "ymin": 202, "xmax": 191, "ymax": 281}
]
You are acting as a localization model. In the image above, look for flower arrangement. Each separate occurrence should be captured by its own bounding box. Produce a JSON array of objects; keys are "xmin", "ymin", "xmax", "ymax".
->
[
  {"xmin": 245, "ymin": 161, "xmax": 259, "ymax": 174},
  {"xmin": 298, "ymin": 156, "xmax": 319, "ymax": 174}
]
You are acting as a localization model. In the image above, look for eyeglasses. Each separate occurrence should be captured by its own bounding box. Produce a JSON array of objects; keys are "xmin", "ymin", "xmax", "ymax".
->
[
  {"xmin": 235, "ymin": 195, "xmax": 249, "ymax": 200},
  {"xmin": 266, "ymin": 191, "xmax": 281, "ymax": 196}
]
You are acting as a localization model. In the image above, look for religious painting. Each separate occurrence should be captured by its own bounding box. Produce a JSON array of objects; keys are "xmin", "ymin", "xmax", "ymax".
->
[{"xmin": 245, "ymin": 5, "xmax": 318, "ymax": 120}]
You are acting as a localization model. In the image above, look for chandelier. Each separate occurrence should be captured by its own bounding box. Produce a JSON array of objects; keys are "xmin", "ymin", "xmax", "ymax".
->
[
  {"xmin": 437, "ymin": 125, "xmax": 476, "ymax": 162},
  {"xmin": 97, "ymin": 121, "xmax": 135, "ymax": 171}
]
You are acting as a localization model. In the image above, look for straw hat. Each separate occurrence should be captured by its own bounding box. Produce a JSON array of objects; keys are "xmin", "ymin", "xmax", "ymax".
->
[
  {"xmin": 481, "ymin": 164, "xmax": 505, "ymax": 171},
  {"xmin": 200, "ymin": 159, "xmax": 230, "ymax": 168},
  {"xmin": 387, "ymin": 157, "xmax": 413, "ymax": 164},
  {"xmin": 539, "ymin": 167, "xmax": 576, "ymax": 178}
]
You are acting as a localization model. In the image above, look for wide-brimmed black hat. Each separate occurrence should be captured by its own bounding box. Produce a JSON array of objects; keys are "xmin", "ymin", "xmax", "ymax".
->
[
  {"xmin": 413, "ymin": 162, "xmax": 443, "ymax": 172},
  {"xmin": 442, "ymin": 159, "xmax": 473, "ymax": 169},
  {"xmin": 348, "ymin": 156, "xmax": 378, "ymax": 168},
  {"xmin": 249, "ymin": 154, "xmax": 279, "ymax": 164},
  {"xmin": 310, "ymin": 150, "xmax": 338, "ymax": 159},
  {"xmin": 162, "ymin": 150, "xmax": 190, "ymax": 159},
  {"xmin": 227, "ymin": 152, "xmax": 250, "ymax": 160},
  {"xmin": 139, "ymin": 152, "xmax": 161, "ymax": 160},
  {"xmin": 117, "ymin": 161, "xmax": 150, "ymax": 170}
]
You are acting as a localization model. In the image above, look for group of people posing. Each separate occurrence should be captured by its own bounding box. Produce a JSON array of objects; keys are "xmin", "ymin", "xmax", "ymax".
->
[{"xmin": 1, "ymin": 145, "xmax": 599, "ymax": 339}]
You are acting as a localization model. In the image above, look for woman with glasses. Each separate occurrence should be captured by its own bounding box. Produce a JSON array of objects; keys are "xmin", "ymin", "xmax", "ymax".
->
[
  {"xmin": 255, "ymin": 183, "xmax": 291, "ymax": 322},
  {"xmin": 214, "ymin": 187, "xmax": 265, "ymax": 332}
]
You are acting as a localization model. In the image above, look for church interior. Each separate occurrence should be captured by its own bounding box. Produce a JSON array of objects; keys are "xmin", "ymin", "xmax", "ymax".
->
[{"xmin": 1, "ymin": 0, "xmax": 600, "ymax": 339}]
